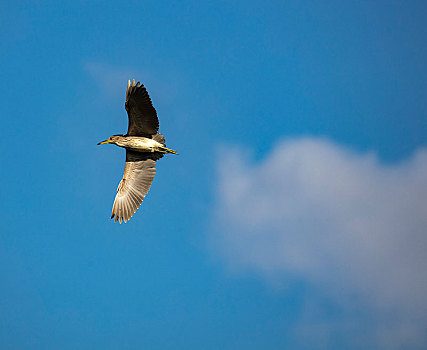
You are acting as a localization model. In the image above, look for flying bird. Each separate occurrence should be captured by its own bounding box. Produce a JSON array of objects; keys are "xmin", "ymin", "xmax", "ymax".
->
[{"xmin": 98, "ymin": 79, "xmax": 178, "ymax": 223}]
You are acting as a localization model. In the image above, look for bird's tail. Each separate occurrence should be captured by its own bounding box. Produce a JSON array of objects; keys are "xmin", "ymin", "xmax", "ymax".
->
[
  {"xmin": 153, "ymin": 133, "xmax": 178, "ymax": 154},
  {"xmin": 158, "ymin": 146, "xmax": 179, "ymax": 155},
  {"xmin": 153, "ymin": 133, "xmax": 166, "ymax": 145}
]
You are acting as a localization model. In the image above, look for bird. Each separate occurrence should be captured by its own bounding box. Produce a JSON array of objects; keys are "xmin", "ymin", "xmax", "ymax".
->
[{"xmin": 98, "ymin": 79, "xmax": 178, "ymax": 223}]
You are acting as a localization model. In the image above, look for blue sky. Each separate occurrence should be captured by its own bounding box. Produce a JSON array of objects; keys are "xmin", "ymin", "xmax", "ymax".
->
[{"xmin": 1, "ymin": 1, "xmax": 426, "ymax": 349}]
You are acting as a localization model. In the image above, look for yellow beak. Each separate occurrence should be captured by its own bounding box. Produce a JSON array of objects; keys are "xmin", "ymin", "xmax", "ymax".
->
[{"xmin": 97, "ymin": 140, "xmax": 109, "ymax": 145}]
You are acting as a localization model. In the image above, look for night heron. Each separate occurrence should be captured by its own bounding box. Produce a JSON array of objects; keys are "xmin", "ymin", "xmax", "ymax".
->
[{"xmin": 98, "ymin": 79, "xmax": 177, "ymax": 223}]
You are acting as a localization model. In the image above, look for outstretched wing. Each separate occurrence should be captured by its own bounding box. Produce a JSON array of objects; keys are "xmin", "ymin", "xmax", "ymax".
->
[
  {"xmin": 125, "ymin": 79, "xmax": 159, "ymax": 137},
  {"xmin": 111, "ymin": 150, "xmax": 163, "ymax": 223}
]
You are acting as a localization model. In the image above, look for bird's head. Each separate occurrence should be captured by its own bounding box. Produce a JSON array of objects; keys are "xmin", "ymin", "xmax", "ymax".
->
[{"xmin": 97, "ymin": 135, "xmax": 122, "ymax": 145}]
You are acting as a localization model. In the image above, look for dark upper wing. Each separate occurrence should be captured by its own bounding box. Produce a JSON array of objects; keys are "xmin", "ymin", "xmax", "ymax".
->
[
  {"xmin": 125, "ymin": 79, "xmax": 159, "ymax": 137},
  {"xmin": 111, "ymin": 151, "xmax": 163, "ymax": 223}
]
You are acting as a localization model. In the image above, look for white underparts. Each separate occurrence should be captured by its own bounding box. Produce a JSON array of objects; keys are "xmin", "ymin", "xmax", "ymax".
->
[{"xmin": 115, "ymin": 137, "xmax": 163, "ymax": 152}]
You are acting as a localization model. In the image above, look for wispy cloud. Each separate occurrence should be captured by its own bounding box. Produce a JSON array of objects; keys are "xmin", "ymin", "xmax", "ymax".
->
[
  {"xmin": 213, "ymin": 138, "xmax": 427, "ymax": 348},
  {"xmin": 84, "ymin": 62, "xmax": 140, "ymax": 98},
  {"xmin": 84, "ymin": 61, "xmax": 183, "ymax": 103}
]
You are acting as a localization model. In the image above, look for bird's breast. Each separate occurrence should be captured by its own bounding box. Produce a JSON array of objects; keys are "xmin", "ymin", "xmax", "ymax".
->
[{"xmin": 120, "ymin": 137, "xmax": 160, "ymax": 152}]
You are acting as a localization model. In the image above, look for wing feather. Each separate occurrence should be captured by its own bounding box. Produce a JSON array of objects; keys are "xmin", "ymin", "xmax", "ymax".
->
[
  {"xmin": 111, "ymin": 151, "xmax": 158, "ymax": 223},
  {"xmin": 125, "ymin": 79, "xmax": 159, "ymax": 137}
]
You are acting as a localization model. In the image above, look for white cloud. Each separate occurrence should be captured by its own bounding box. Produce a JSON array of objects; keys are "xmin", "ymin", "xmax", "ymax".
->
[{"xmin": 213, "ymin": 138, "xmax": 427, "ymax": 348}]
